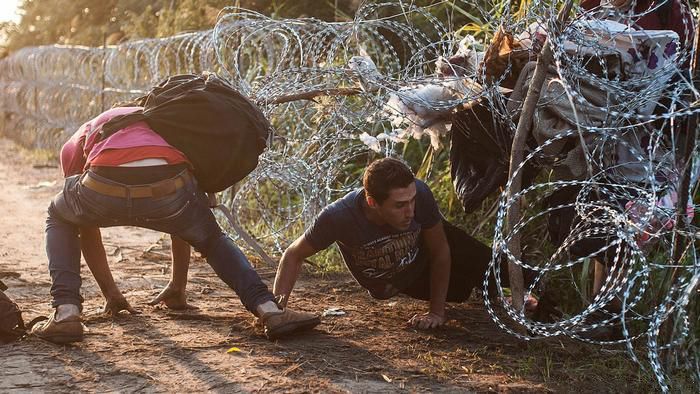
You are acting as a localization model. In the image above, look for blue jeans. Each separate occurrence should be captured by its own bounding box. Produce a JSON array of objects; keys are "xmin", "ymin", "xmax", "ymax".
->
[{"xmin": 45, "ymin": 170, "xmax": 275, "ymax": 315}]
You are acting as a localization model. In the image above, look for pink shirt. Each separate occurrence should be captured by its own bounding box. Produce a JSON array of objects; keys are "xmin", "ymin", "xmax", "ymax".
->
[{"xmin": 60, "ymin": 107, "xmax": 185, "ymax": 177}]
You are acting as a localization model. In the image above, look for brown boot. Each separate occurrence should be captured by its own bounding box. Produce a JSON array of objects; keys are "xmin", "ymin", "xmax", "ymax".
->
[
  {"xmin": 30, "ymin": 311, "xmax": 83, "ymax": 344},
  {"xmin": 260, "ymin": 308, "xmax": 320, "ymax": 339}
]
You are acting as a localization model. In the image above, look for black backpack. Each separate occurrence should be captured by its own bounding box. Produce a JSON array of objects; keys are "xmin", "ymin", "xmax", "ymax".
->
[
  {"xmin": 101, "ymin": 73, "xmax": 271, "ymax": 193},
  {"xmin": 0, "ymin": 280, "xmax": 26, "ymax": 343}
]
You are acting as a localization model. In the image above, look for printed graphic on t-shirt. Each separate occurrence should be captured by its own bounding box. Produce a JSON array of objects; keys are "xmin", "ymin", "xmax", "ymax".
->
[{"xmin": 345, "ymin": 230, "xmax": 420, "ymax": 279}]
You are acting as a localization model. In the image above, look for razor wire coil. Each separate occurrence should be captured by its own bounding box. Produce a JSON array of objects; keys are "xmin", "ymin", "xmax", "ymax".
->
[{"xmin": 0, "ymin": 1, "xmax": 698, "ymax": 391}]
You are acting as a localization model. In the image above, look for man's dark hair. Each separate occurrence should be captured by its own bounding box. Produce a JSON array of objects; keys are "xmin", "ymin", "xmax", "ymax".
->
[{"xmin": 363, "ymin": 158, "xmax": 415, "ymax": 204}]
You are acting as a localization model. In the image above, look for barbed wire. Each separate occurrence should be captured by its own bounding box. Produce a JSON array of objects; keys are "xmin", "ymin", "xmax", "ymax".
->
[
  {"xmin": 483, "ymin": 1, "xmax": 699, "ymax": 391},
  {"xmin": 0, "ymin": 1, "xmax": 698, "ymax": 390}
]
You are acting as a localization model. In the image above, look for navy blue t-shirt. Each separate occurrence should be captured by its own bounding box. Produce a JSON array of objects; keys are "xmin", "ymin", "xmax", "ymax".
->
[{"xmin": 304, "ymin": 180, "xmax": 442, "ymax": 299}]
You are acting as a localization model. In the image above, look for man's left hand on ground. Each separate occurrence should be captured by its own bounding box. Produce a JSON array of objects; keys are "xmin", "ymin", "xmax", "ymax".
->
[{"xmin": 408, "ymin": 311, "xmax": 446, "ymax": 329}]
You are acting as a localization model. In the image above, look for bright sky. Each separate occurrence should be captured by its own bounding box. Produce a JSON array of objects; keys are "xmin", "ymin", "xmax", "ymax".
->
[{"xmin": 0, "ymin": 0, "xmax": 21, "ymax": 23}]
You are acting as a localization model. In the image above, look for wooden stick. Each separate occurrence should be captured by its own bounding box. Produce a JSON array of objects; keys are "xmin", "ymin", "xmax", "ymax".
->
[
  {"xmin": 663, "ymin": 15, "xmax": 700, "ymax": 363},
  {"xmin": 672, "ymin": 18, "xmax": 700, "ymax": 269},
  {"xmin": 215, "ymin": 203, "xmax": 278, "ymax": 267},
  {"xmin": 505, "ymin": 0, "xmax": 574, "ymax": 315},
  {"xmin": 266, "ymin": 87, "xmax": 363, "ymax": 104}
]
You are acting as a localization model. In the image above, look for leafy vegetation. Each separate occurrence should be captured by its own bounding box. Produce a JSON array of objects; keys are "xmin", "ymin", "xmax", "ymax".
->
[{"xmin": 0, "ymin": 1, "xmax": 399, "ymax": 53}]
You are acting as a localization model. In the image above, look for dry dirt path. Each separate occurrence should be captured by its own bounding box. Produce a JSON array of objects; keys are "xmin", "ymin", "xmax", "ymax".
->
[{"xmin": 0, "ymin": 137, "xmax": 649, "ymax": 393}]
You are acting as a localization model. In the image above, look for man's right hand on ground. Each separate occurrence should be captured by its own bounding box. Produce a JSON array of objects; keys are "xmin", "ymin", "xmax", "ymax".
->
[
  {"xmin": 408, "ymin": 311, "xmax": 446, "ymax": 330},
  {"xmin": 101, "ymin": 295, "xmax": 139, "ymax": 315},
  {"xmin": 148, "ymin": 284, "xmax": 197, "ymax": 310}
]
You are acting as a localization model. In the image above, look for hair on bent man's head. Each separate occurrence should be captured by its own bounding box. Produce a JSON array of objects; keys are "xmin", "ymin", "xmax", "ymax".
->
[{"xmin": 363, "ymin": 158, "xmax": 415, "ymax": 204}]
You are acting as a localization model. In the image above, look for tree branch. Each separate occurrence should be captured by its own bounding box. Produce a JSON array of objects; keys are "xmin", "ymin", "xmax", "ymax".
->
[
  {"xmin": 265, "ymin": 87, "xmax": 364, "ymax": 104},
  {"xmin": 505, "ymin": 0, "xmax": 574, "ymax": 317}
]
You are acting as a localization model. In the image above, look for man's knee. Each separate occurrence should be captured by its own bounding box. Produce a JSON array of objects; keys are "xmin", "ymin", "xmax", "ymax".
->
[{"xmin": 188, "ymin": 229, "xmax": 227, "ymax": 257}]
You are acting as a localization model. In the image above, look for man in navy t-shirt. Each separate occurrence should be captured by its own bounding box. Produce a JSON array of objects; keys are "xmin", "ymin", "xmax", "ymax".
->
[{"xmin": 273, "ymin": 158, "xmax": 493, "ymax": 329}]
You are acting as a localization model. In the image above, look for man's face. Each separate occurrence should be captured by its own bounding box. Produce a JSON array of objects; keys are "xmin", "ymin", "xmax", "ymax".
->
[{"xmin": 375, "ymin": 182, "xmax": 417, "ymax": 231}]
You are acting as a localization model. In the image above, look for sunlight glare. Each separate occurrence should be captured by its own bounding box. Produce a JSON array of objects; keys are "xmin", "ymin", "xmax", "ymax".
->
[{"xmin": 0, "ymin": 0, "xmax": 21, "ymax": 24}]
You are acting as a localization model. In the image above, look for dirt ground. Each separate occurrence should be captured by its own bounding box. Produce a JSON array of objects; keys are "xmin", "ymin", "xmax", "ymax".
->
[{"xmin": 0, "ymin": 137, "xmax": 654, "ymax": 393}]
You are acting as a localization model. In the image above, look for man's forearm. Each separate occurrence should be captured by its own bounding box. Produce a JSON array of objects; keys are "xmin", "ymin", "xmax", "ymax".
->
[
  {"xmin": 272, "ymin": 252, "xmax": 304, "ymax": 304},
  {"xmin": 429, "ymin": 251, "xmax": 451, "ymax": 316},
  {"xmin": 80, "ymin": 227, "xmax": 121, "ymax": 299}
]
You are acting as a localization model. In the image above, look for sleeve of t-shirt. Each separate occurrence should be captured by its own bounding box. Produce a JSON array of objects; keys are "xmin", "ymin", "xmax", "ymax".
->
[
  {"xmin": 303, "ymin": 205, "xmax": 339, "ymax": 251},
  {"xmin": 414, "ymin": 180, "xmax": 442, "ymax": 229},
  {"xmin": 60, "ymin": 122, "xmax": 89, "ymax": 177}
]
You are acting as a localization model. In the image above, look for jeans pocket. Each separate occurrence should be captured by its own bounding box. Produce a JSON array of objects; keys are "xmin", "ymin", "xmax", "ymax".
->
[{"xmin": 143, "ymin": 200, "xmax": 191, "ymax": 223}]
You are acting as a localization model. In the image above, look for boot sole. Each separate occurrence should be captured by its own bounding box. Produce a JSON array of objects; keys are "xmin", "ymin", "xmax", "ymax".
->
[
  {"xmin": 34, "ymin": 332, "xmax": 84, "ymax": 344},
  {"xmin": 266, "ymin": 317, "xmax": 320, "ymax": 340}
]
